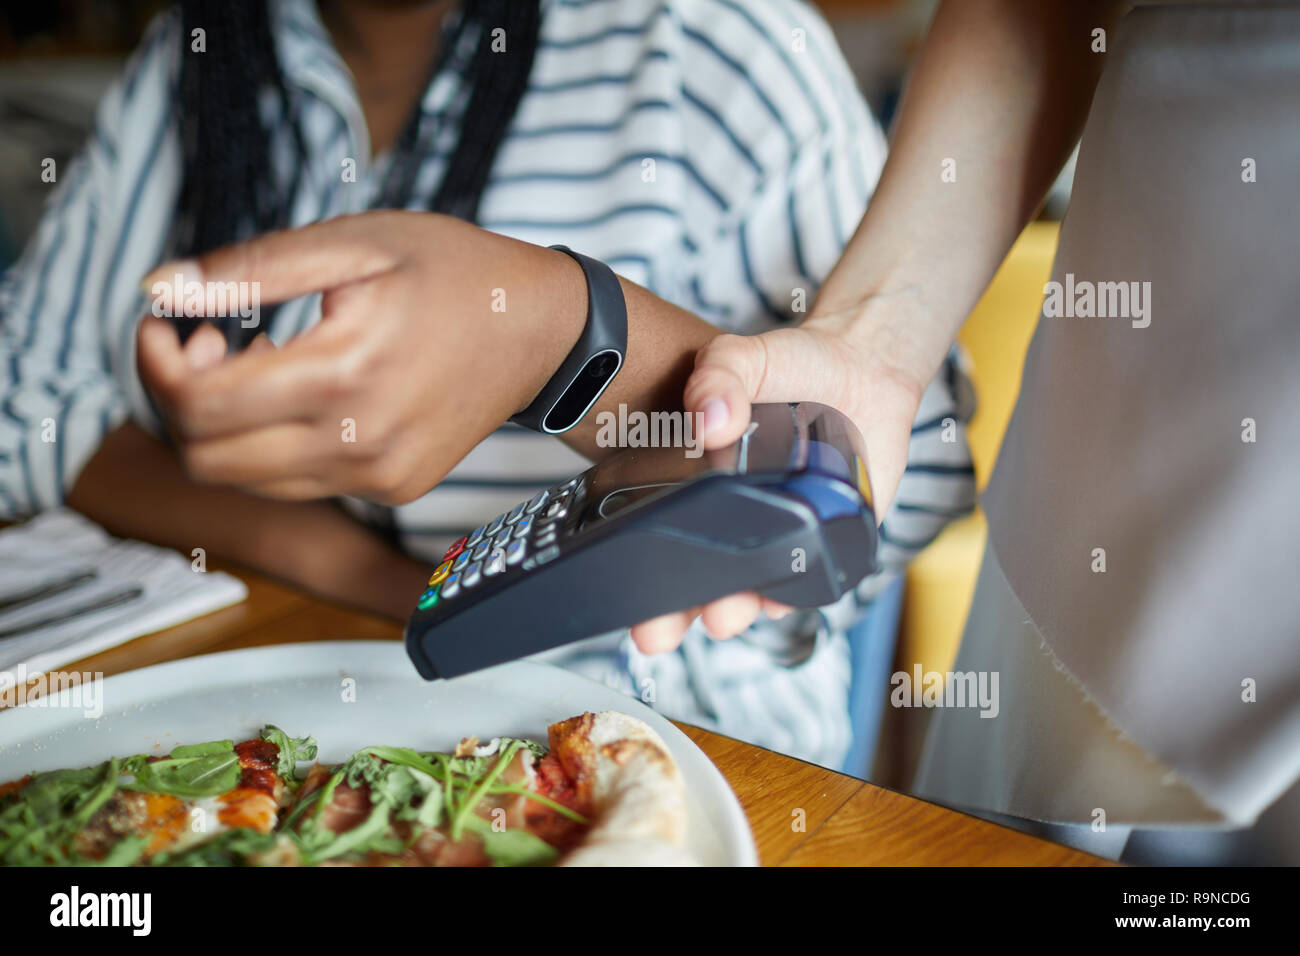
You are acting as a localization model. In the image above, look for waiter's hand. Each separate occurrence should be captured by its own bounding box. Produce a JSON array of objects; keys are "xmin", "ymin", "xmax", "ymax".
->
[
  {"xmin": 628, "ymin": 312, "xmax": 924, "ymax": 654},
  {"xmin": 137, "ymin": 211, "xmax": 585, "ymax": 503}
]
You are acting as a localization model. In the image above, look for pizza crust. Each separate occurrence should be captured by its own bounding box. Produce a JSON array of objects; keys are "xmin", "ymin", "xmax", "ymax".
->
[{"xmin": 549, "ymin": 711, "xmax": 696, "ymax": 867}]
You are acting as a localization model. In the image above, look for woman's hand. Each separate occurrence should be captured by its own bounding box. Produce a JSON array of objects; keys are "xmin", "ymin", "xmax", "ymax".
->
[
  {"xmin": 628, "ymin": 302, "xmax": 929, "ymax": 654},
  {"xmin": 137, "ymin": 211, "xmax": 586, "ymax": 503},
  {"xmin": 66, "ymin": 420, "xmax": 434, "ymax": 621}
]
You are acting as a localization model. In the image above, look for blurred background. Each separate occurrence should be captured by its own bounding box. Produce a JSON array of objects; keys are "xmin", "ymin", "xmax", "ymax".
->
[{"xmin": 0, "ymin": 0, "xmax": 1070, "ymax": 790}]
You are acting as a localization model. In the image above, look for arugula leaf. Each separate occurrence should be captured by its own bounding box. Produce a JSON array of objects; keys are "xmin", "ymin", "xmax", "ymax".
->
[
  {"xmin": 343, "ymin": 751, "xmax": 392, "ymax": 790},
  {"xmin": 260, "ymin": 726, "xmax": 318, "ymax": 778},
  {"xmin": 0, "ymin": 759, "xmax": 123, "ymax": 865},
  {"xmin": 0, "ymin": 731, "xmax": 569, "ymax": 867},
  {"xmin": 461, "ymin": 815, "xmax": 560, "ymax": 867},
  {"xmin": 489, "ymin": 782, "xmax": 589, "ymax": 824},
  {"xmin": 151, "ymin": 829, "xmax": 283, "ymax": 867},
  {"xmin": 362, "ymin": 745, "xmax": 443, "ymax": 780},
  {"xmin": 123, "ymin": 741, "xmax": 240, "ymax": 798},
  {"xmin": 293, "ymin": 751, "xmax": 440, "ymax": 863},
  {"xmin": 520, "ymin": 739, "xmax": 547, "ymax": 761},
  {"xmin": 297, "ymin": 799, "xmax": 393, "ymax": 862},
  {"xmin": 448, "ymin": 740, "xmax": 524, "ymax": 841},
  {"xmin": 91, "ymin": 835, "xmax": 149, "ymax": 867},
  {"xmin": 169, "ymin": 740, "xmax": 235, "ymax": 758}
]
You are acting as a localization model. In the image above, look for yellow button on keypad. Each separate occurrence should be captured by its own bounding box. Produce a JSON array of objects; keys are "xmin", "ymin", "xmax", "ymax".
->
[{"xmin": 428, "ymin": 560, "xmax": 454, "ymax": 586}]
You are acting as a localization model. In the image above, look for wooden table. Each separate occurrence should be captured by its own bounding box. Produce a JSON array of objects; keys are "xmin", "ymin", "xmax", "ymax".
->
[{"xmin": 28, "ymin": 560, "xmax": 1106, "ymax": 866}]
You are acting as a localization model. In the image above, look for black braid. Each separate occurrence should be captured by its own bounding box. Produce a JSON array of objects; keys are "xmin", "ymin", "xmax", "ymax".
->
[
  {"xmin": 432, "ymin": 0, "xmax": 540, "ymax": 221},
  {"xmin": 174, "ymin": 0, "xmax": 291, "ymax": 259},
  {"xmin": 174, "ymin": 0, "xmax": 541, "ymax": 343}
]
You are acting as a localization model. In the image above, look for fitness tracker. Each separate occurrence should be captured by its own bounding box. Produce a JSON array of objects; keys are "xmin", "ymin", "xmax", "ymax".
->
[{"xmin": 510, "ymin": 246, "xmax": 627, "ymax": 434}]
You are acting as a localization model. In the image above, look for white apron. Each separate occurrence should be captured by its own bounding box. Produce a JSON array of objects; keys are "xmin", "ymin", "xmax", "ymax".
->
[{"xmin": 913, "ymin": 2, "xmax": 1300, "ymax": 863}]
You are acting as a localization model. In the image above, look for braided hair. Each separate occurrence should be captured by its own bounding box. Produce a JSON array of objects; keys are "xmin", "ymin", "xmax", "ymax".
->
[{"xmin": 172, "ymin": 0, "xmax": 540, "ymax": 343}]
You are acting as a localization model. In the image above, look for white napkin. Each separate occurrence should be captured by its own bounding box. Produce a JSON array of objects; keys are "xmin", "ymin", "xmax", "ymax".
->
[{"xmin": 0, "ymin": 509, "xmax": 247, "ymax": 677}]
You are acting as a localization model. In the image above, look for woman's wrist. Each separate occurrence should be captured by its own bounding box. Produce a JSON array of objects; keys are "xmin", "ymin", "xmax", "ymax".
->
[
  {"xmin": 281, "ymin": 509, "xmax": 429, "ymax": 620},
  {"xmin": 355, "ymin": 551, "xmax": 432, "ymax": 621},
  {"xmin": 506, "ymin": 241, "xmax": 588, "ymax": 417}
]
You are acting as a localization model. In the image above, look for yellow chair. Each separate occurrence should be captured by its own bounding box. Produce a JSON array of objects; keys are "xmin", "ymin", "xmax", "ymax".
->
[{"xmin": 897, "ymin": 222, "xmax": 1059, "ymax": 678}]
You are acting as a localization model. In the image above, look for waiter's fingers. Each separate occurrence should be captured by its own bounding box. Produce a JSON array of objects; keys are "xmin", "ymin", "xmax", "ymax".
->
[
  {"xmin": 684, "ymin": 333, "xmax": 769, "ymax": 450},
  {"xmin": 141, "ymin": 216, "xmax": 400, "ymax": 311},
  {"xmin": 761, "ymin": 598, "xmax": 795, "ymax": 620},
  {"xmin": 630, "ymin": 607, "xmax": 700, "ymax": 655},
  {"xmin": 699, "ymin": 592, "xmax": 761, "ymax": 639}
]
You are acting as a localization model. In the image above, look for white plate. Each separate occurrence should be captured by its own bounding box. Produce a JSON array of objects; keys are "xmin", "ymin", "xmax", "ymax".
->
[{"xmin": 0, "ymin": 641, "xmax": 757, "ymax": 866}]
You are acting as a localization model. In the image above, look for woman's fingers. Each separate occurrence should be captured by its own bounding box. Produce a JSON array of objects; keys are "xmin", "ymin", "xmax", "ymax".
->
[
  {"xmin": 138, "ymin": 219, "xmax": 396, "ymax": 440},
  {"xmin": 245, "ymin": 332, "xmax": 277, "ymax": 354},
  {"xmin": 140, "ymin": 319, "xmax": 329, "ymax": 493},
  {"xmin": 138, "ymin": 218, "xmax": 400, "ymax": 443},
  {"xmin": 138, "ymin": 319, "xmax": 252, "ymax": 397},
  {"xmin": 141, "ymin": 326, "xmax": 349, "ymax": 441},
  {"xmin": 136, "ymin": 315, "xmax": 188, "ymax": 396},
  {"xmin": 178, "ymin": 422, "xmax": 325, "ymax": 488},
  {"xmin": 141, "ymin": 215, "xmax": 400, "ymax": 311},
  {"xmin": 183, "ymin": 322, "xmax": 228, "ymax": 370}
]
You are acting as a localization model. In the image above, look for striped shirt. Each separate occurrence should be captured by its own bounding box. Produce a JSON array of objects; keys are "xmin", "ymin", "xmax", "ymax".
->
[{"xmin": 0, "ymin": 0, "xmax": 975, "ymax": 769}]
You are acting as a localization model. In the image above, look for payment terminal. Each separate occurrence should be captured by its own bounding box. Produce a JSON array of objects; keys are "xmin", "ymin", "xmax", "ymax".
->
[{"xmin": 405, "ymin": 402, "xmax": 877, "ymax": 679}]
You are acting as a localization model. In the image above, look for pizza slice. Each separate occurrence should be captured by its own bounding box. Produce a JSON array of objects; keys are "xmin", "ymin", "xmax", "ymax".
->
[
  {"xmin": 0, "ymin": 711, "xmax": 693, "ymax": 866},
  {"xmin": 280, "ymin": 711, "xmax": 691, "ymax": 867},
  {"xmin": 0, "ymin": 726, "xmax": 315, "ymax": 866}
]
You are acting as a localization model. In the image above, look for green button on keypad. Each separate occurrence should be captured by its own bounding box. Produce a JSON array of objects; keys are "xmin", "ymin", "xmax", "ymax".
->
[{"xmin": 417, "ymin": 585, "xmax": 440, "ymax": 610}]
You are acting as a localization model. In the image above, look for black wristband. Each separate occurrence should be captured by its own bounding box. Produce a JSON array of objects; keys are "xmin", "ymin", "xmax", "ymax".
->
[{"xmin": 510, "ymin": 246, "xmax": 627, "ymax": 434}]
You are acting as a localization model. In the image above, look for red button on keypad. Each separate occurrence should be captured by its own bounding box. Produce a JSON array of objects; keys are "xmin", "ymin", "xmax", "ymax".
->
[{"xmin": 443, "ymin": 536, "xmax": 468, "ymax": 562}]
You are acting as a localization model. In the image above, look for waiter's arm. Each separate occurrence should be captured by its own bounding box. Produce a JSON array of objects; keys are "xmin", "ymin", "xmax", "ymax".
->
[
  {"xmin": 638, "ymin": 0, "xmax": 1129, "ymax": 650},
  {"xmin": 690, "ymin": 0, "xmax": 1129, "ymax": 462},
  {"xmin": 814, "ymin": 0, "xmax": 1127, "ymax": 383}
]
